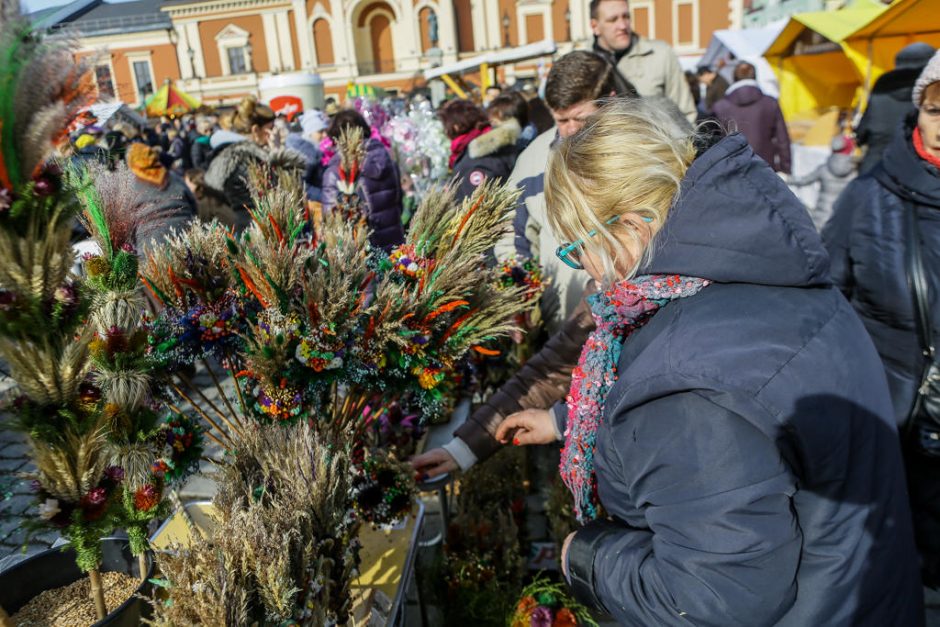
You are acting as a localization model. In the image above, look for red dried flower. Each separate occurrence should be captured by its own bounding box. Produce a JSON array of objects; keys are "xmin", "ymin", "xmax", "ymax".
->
[{"xmin": 134, "ymin": 484, "xmax": 161, "ymax": 511}]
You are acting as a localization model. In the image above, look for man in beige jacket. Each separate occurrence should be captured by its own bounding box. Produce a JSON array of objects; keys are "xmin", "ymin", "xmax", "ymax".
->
[{"xmin": 590, "ymin": 0, "xmax": 696, "ymax": 123}]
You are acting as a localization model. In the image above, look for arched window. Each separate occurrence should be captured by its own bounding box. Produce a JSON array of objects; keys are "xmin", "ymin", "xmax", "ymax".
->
[
  {"xmin": 313, "ymin": 18, "xmax": 334, "ymax": 66},
  {"xmin": 369, "ymin": 13, "xmax": 394, "ymax": 73}
]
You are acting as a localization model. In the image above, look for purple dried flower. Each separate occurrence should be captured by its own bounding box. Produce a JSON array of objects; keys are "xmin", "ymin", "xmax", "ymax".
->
[
  {"xmin": 104, "ymin": 466, "xmax": 125, "ymax": 482},
  {"xmin": 84, "ymin": 487, "xmax": 107, "ymax": 506},
  {"xmin": 529, "ymin": 606, "xmax": 553, "ymax": 627},
  {"xmin": 33, "ymin": 177, "xmax": 54, "ymax": 198},
  {"xmin": 0, "ymin": 290, "xmax": 17, "ymax": 311},
  {"xmin": 0, "ymin": 187, "xmax": 11, "ymax": 213},
  {"xmin": 121, "ymin": 242, "xmax": 135, "ymax": 253},
  {"xmin": 53, "ymin": 284, "xmax": 78, "ymax": 305},
  {"xmin": 30, "ymin": 479, "xmax": 43, "ymax": 493}
]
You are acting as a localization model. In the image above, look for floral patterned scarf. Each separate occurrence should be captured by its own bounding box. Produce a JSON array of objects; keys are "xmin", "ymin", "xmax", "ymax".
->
[{"xmin": 560, "ymin": 274, "xmax": 710, "ymax": 522}]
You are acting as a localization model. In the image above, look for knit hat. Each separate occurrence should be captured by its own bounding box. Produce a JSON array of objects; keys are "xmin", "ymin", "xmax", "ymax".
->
[
  {"xmin": 895, "ymin": 42, "xmax": 936, "ymax": 71},
  {"xmin": 299, "ymin": 109, "xmax": 329, "ymax": 135},
  {"xmin": 913, "ymin": 50, "xmax": 940, "ymax": 107}
]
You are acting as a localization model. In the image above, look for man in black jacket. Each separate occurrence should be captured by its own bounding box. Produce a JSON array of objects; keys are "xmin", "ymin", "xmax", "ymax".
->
[{"xmin": 856, "ymin": 42, "xmax": 935, "ymax": 174}]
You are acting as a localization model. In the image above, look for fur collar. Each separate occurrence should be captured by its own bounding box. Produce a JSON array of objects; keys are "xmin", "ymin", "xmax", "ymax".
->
[
  {"xmin": 204, "ymin": 140, "xmax": 269, "ymax": 192},
  {"xmin": 468, "ymin": 119, "xmax": 521, "ymax": 160}
]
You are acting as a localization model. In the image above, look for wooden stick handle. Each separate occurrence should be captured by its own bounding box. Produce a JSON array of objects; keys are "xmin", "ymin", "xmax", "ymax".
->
[
  {"xmin": 0, "ymin": 604, "xmax": 14, "ymax": 627},
  {"xmin": 88, "ymin": 569, "xmax": 107, "ymax": 620},
  {"xmin": 138, "ymin": 552, "xmax": 149, "ymax": 582}
]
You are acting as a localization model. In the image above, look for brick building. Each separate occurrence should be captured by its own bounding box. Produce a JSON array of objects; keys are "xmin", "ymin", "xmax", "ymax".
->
[{"xmin": 36, "ymin": 0, "xmax": 739, "ymax": 106}]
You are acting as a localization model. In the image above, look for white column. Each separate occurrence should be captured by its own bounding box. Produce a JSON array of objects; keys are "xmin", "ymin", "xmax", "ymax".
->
[
  {"xmin": 728, "ymin": 0, "xmax": 743, "ymax": 30},
  {"xmin": 275, "ymin": 11, "xmax": 295, "ymax": 70},
  {"xmin": 486, "ymin": 0, "xmax": 501, "ymax": 50},
  {"xmin": 470, "ymin": 0, "xmax": 487, "ymax": 51},
  {"xmin": 571, "ymin": 0, "xmax": 588, "ymax": 42},
  {"xmin": 334, "ymin": 3, "xmax": 357, "ymax": 77},
  {"xmin": 397, "ymin": 0, "xmax": 418, "ymax": 72},
  {"xmin": 174, "ymin": 26, "xmax": 193, "ymax": 79},
  {"xmin": 184, "ymin": 21, "xmax": 207, "ymax": 77},
  {"xmin": 437, "ymin": 0, "xmax": 458, "ymax": 62},
  {"xmin": 293, "ymin": 0, "xmax": 314, "ymax": 69},
  {"xmin": 262, "ymin": 12, "xmax": 283, "ymax": 72}
]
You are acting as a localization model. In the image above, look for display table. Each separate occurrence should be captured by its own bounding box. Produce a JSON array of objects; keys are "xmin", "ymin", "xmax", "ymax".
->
[{"xmin": 151, "ymin": 500, "xmax": 425, "ymax": 626}]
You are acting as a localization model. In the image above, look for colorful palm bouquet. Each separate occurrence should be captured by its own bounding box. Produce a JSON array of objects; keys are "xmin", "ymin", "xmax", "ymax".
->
[
  {"xmin": 509, "ymin": 578, "xmax": 598, "ymax": 627},
  {"xmin": 0, "ymin": 3, "xmax": 200, "ymax": 618},
  {"xmin": 137, "ymin": 120, "xmax": 539, "ymax": 622}
]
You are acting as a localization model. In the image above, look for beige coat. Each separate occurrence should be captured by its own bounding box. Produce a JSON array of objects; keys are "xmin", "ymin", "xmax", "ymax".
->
[
  {"xmin": 604, "ymin": 35, "xmax": 696, "ymax": 123},
  {"xmin": 494, "ymin": 128, "xmax": 590, "ymax": 335}
]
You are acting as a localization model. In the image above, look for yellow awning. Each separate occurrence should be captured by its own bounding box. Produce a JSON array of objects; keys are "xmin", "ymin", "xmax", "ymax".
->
[
  {"xmin": 765, "ymin": 4, "xmax": 888, "ymax": 58},
  {"xmin": 764, "ymin": 2, "xmax": 889, "ymax": 119},
  {"xmin": 843, "ymin": 0, "xmax": 940, "ymax": 95}
]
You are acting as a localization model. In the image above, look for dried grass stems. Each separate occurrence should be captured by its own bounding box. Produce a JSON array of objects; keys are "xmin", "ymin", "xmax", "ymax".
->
[
  {"xmin": 76, "ymin": 163, "xmax": 171, "ymax": 257},
  {"xmin": 140, "ymin": 221, "xmax": 235, "ymax": 308},
  {"xmin": 150, "ymin": 422, "xmax": 358, "ymax": 626},
  {"xmin": 0, "ymin": 209, "xmax": 74, "ymax": 300},
  {"xmin": 29, "ymin": 419, "xmax": 110, "ymax": 503}
]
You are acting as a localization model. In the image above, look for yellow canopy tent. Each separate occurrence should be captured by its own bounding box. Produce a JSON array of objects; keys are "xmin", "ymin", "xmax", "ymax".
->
[
  {"xmin": 843, "ymin": 0, "xmax": 940, "ymax": 95},
  {"xmin": 764, "ymin": 3, "xmax": 888, "ymax": 120}
]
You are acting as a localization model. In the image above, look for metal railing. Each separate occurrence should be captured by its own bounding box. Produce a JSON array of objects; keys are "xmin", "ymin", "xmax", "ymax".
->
[{"xmin": 48, "ymin": 12, "xmax": 170, "ymax": 34}]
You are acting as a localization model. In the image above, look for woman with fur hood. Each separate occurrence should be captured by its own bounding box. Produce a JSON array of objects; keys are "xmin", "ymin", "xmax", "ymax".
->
[
  {"xmin": 205, "ymin": 96, "xmax": 292, "ymax": 231},
  {"xmin": 439, "ymin": 99, "xmax": 521, "ymax": 202}
]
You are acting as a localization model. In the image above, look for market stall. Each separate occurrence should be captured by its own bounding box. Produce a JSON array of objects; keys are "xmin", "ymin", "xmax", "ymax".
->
[
  {"xmin": 698, "ymin": 19, "xmax": 786, "ymax": 98},
  {"xmin": 764, "ymin": 3, "xmax": 888, "ymax": 120}
]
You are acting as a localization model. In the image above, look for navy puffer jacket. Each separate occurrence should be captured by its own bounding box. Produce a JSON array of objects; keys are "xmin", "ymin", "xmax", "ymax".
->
[
  {"xmin": 321, "ymin": 137, "xmax": 405, "ymax": 250},
  {"xmin": 566, "ymin": 134, "xmax": 922, "ymax": 626},
  {"xmin": 823, "ymin": 114, "xmax": 940, "ymax": 586},
  {"xmin": 824, "ymin": 114, "xmax": 940, "ymax": 426}
]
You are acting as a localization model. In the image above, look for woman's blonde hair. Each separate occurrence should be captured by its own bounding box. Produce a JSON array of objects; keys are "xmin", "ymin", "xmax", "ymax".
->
[
  {"xmin": 545, "ymin": 97, "xmax": 696, "ymax": 283},
  {"xmin": 229, "ymin": 95, "xmax": 275, "ymax": 134}
]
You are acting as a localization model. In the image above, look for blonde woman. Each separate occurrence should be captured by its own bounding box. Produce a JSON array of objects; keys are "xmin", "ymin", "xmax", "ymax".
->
[{"xmin": 495, "ymin": 99, "xmax": 922, "ymax": 624}]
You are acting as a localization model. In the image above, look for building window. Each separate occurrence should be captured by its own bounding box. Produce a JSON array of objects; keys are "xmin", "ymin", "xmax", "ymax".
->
[
  {"xmin": 95, "ymin": 64, "xmax": 115, "ymax": 99},
  {"xmin": 132, "ymin": 59, "xmax": 154, "ymax": 97},
  {"xmin": 227, "ymin": 46, "xmax": 248, "ymax": 74}
]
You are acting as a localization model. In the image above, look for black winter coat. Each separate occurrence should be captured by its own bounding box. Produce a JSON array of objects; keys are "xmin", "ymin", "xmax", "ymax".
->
[
  {"xmin": 321, "ymin": 138, "xmax": 404, "ymax": 250},
  {"xmin": 824, "ymin": 115, "xmax": 940, "ymax": 586},
  {"xmin": 566, "ymin": 134, "xmax": 922, "ymax": 625},
  {"xmin": 855, "ymin": 67, "xmax": 921, "ymax": 175},
  {"xmin": 452, "ymin": 121, "xmax": 520, "ymax": 202}
]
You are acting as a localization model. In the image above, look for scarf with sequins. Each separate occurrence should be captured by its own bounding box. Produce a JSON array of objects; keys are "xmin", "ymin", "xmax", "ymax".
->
[{"xmin": 560, "ymin": 274, "xmax": 710, "ymax": 522}]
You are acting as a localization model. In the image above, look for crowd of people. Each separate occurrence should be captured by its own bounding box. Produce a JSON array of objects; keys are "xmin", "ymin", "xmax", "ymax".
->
[{"xmin": 53, "ymin": 0, "xmax": 940, "ymax": 619}]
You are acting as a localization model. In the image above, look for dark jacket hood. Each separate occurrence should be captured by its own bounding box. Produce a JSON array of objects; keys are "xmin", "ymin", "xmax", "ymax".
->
[
  {"xmin": 724, "ymin": 80, "xmax": 763, "ymax": 106},
  {"xmin": 872, "ymin": 66, "xmax": 924, "ymax": 102},
  {"xmin": 359, "ymin": 137, "xmax": 394, "ymax": 181},
  {"xmin": 874, "ymin": 113, "xmax": 940, "ymax": 208},
  {"xmin": 642, "ymin": 134, "xmax": 830, "ymax": 287}
]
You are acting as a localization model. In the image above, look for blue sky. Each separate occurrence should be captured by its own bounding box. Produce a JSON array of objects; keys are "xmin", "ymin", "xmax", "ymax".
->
[{"xmin": 21, "ymin": 0, "xmax": 136, "ymax": 13}]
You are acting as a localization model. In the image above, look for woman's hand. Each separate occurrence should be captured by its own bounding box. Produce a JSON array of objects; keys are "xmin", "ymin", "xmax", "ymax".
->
[
  {"xmin": 409, "ymin": 448, "xmax": 457, "ymax": 480},
  {"xmin": 494, "ymin": 409, "xmax": 557, "ymax": 446}
]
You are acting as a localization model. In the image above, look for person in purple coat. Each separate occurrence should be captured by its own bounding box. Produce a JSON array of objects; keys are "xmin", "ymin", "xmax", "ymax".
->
[
  {"xmin": 713, "ymin": 62, "xmax": 792, "ymax": 174},
  {"xmin": 320, "ymin": 110, "xmax": 405, "ymax": 250}
]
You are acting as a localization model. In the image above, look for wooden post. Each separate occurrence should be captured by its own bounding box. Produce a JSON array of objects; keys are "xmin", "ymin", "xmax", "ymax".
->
[
  {"xmin": 138, "ymin": 552, "xmax": 149, "ymax": 583},
  {"xmin": 88, "ymin": 569, "xmax": 107, "ymax": 620},
  {"xmin": 0, "ymin": 604, "xmax": 14, "ymax": 627}
]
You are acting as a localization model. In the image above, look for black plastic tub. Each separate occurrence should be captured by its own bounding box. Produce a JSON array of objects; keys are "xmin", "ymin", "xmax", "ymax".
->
[{"xmin": 0, "ymin": 537, "xmax": 154, "ymax": 625}]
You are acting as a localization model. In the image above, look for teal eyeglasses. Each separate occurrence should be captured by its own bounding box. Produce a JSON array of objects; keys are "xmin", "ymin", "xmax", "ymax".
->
[{"xmin": 555, "ymin": 216, "xmax": 653, "ymax": 270}]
